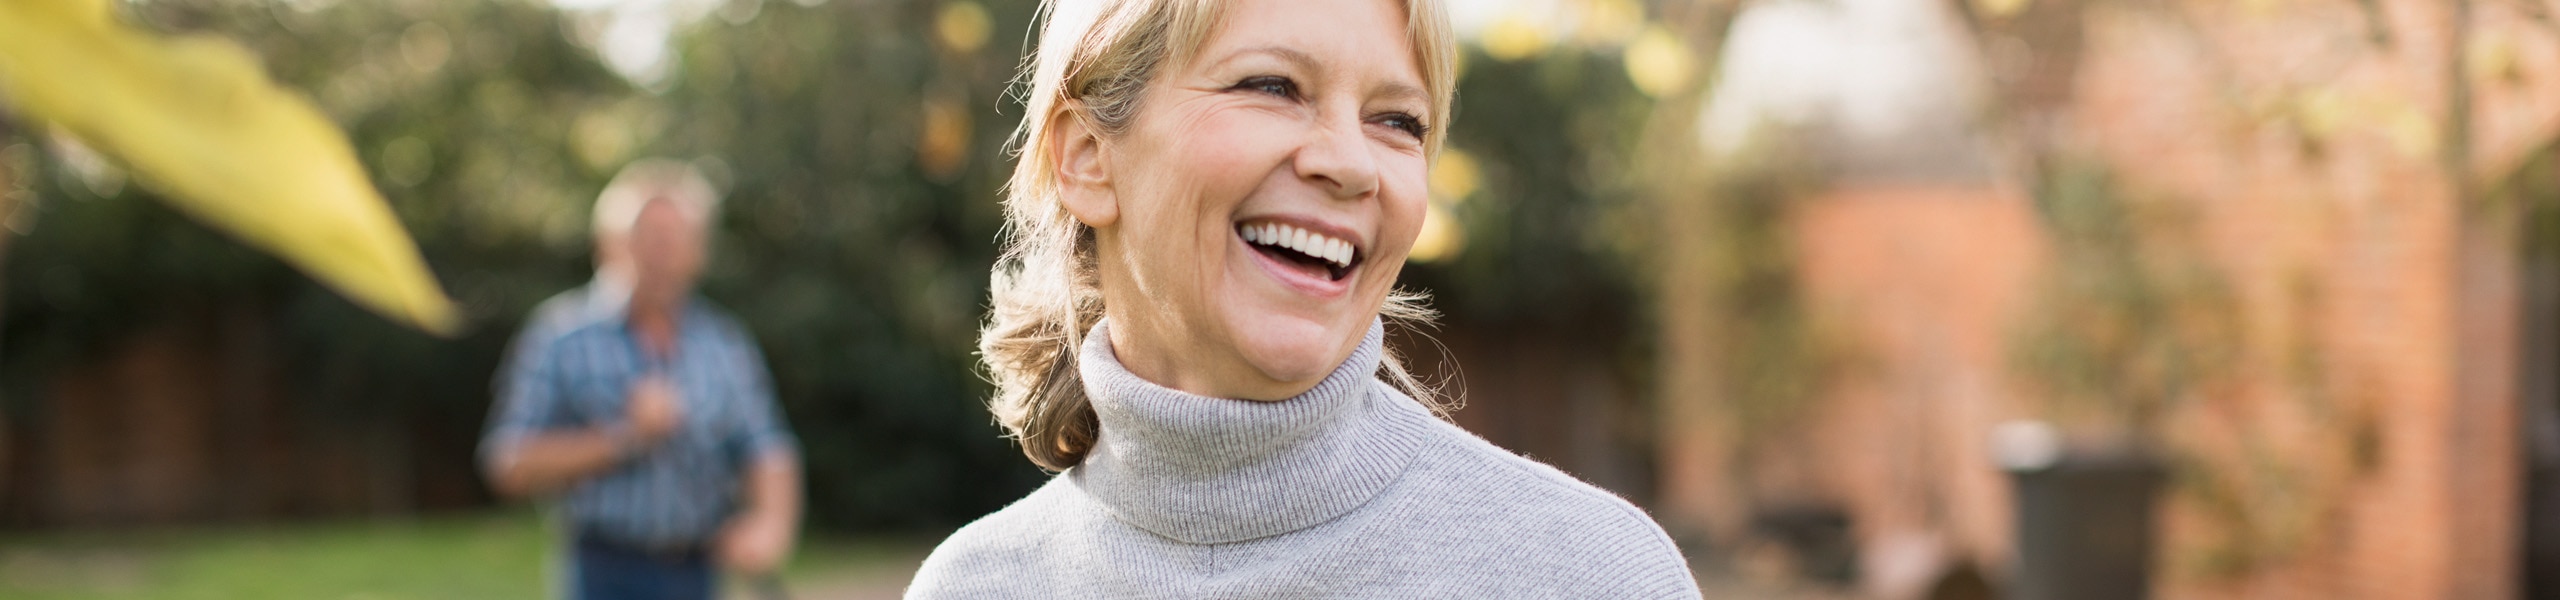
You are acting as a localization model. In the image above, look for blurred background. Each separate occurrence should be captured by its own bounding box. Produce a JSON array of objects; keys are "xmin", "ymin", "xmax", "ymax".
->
[{"xmin": 2, "ymin": 0, "xmax": 2558, "ymax": 598}]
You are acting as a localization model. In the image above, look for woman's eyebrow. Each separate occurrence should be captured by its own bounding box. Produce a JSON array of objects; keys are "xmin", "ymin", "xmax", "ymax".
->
[
  {"xmin": 1212, "ymin": 45, "xmax": 1426, "ymax": 107},
  {"xmin": 1213, "ymin": 45, "xmax": 1322, "ymax": 73},
  {"xmin": 1372, "ymin": 82, "xmax": 1427, "ymax": 107}
]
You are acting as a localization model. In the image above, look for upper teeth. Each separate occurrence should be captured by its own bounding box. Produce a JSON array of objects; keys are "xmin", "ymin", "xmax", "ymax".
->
[{"xmin": 1242, "ymin": 222, "xmax": 1355, "ymax": 267}]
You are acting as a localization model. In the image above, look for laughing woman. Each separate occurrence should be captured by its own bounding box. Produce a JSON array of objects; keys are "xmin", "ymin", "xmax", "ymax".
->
[{"xmin": 905, "ymin": 0, "xmax": 1700, "ymax": 597}]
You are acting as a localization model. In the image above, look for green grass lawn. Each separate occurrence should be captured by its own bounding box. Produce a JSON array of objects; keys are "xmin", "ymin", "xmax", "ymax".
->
[{"xmin": 0, "ymin": 511, "xmax": 933, "ymax": 600}]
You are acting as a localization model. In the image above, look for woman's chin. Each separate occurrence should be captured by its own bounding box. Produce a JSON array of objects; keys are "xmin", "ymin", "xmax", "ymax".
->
[{"xmin": 1226, "ymin": 314, "xmax": 1361, "ymax": 396}]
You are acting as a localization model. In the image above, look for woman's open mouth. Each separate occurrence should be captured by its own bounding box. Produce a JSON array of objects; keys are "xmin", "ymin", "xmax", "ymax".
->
[{"xmin": 1238, "ymin": 220, "xmax": 1361, "ymax": 282}]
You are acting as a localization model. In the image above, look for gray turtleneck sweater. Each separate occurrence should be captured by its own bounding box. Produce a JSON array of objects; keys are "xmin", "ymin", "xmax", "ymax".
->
[{"xmin": 905, "ymin": 320, "xmax": 1701, "ymax": 599}]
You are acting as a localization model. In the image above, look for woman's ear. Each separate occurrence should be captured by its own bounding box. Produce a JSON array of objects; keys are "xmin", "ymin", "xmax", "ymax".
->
[{"xmin": 1051, "ymin": 104, "xmax": 1119, "ymax": 229}]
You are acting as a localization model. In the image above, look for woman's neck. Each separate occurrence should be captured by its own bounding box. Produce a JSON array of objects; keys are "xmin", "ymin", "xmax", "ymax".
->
[{"xmin": 1101, "ymin": 310, "xmax": 1312, "ymax": 402}]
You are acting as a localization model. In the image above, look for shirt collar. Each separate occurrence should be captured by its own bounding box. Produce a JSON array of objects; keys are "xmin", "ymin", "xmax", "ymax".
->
[
  {"xmin": 1070, "ymin": 318, "xmax": 1430, "ymax": 544},
  {"xmin": 584, "ymin": 272, "xmax": 633, "ymax": 318}
]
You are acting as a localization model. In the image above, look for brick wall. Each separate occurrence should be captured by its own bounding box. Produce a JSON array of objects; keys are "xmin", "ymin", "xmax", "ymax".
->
[
  {"xmin": 2, "ymin": 305, "xmax": 467, "ymax": 527},
  {"xmin": 1651, "ymin": 0, "xmax": 2560, "ymax": 597}
]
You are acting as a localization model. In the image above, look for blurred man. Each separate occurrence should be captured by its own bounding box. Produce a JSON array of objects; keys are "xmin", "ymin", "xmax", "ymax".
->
[{"xmin": 481, "ymin": 159, "xmax": 800, "ymax": 600}]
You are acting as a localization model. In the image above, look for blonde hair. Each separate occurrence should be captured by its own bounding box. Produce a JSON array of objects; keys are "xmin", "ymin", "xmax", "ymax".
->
[
  {"xmin": 593, "ymin": 158, "xmax": 720, "ymax": 238},
  {"xmin": 982, "ymin": 0, "xmax": 1459, "ymax": 471}
]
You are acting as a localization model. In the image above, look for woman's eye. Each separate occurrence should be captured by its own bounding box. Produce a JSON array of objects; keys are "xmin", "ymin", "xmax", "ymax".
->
[
  {"xmin": 1376, "ymin": 113, "xmax": 1428, "ymax": 140},
  {"xmin": 1232, "ymin": 76, "xmax": 1297, "ymax": 99}
]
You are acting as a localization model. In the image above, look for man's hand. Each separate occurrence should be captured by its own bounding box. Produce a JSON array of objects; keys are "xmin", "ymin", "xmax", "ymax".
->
[
  {"xmin": 485, "ymin": 374, "xmax": 688, "ymax": 498},
  {"xmin": 716, "ymin": 510, "xmax": 795, "ymax": 575},
  {"xmin": 626, "ymin": 375, "xmax": 684, "ymax": 443}
]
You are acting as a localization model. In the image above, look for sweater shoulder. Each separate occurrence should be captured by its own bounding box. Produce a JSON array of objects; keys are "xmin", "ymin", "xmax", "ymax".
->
[
  {"xmin": 1384, "ymin": 386, "xmax": 1702, "ymax": 597},
  {"xmin": 905, "ymin": 475, "xmax": 1081, "ymax": 599},
  {"xmin": 1385, "ymin": 382, "xmax": 1677, "ymax": 537}
]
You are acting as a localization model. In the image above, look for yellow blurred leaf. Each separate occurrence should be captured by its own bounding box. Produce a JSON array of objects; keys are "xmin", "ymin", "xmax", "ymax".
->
[
  {"xmin": 2382, "ymin": 104, "xmax": 2437, "ymax": 160},
  {"xmin": 919, "ymin": 96, "xmax": 974, "ymax": 181},
  {"xmin": 1409, "ymin": 203, "xmax": 1465, "ymax": 264},
  {"xmin": 1624, "ymin": 26, "xmax": 1692, "ymax": 98},
  {"xmin": 1480, "ymin": 13, "xmax": 1550, "ymax": 63},
  {"xmin": 2470, "ymin": 31, "xmax": 2524, "ymax": 87},
  {"xmin": 2238, "ymin": 0, "xmax": 2288, "ymax": 17},
  {"xmin": 2291, "ymin": 86, "xmax": 2348, "ymax": 142},
  {"xmin": 0, "ymin": 0, "xmax": 461, "ymax": 335},
  {"xmin": 1430, "ymin": 149, "xmax": 1481, "ymax": 205},
  {"xmin": 1576, "ymin": 0, "xmax": 1644, "ymax": 46},
  {"xmin": 938, "ymin": 1, "xmax": 992, "ymax": 54},
  {"xmin": 1973, "ymin": 0, "xmax": 2031, "ymax": 19}
]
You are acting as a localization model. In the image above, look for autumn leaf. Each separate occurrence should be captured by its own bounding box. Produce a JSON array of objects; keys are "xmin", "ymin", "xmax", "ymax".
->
[{"xmin": 0, "ymin": 0, "xmax": 461, "ymax": 335}]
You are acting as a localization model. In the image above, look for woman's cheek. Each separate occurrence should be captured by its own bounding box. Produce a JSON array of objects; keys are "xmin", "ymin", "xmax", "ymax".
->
[
  {"xmin": 1176, "ymin": 109, "xmax": 1293, "ymax": 172},
  {"xmin": 1383, "ymin": 171, "xmax": 1431, "ymax": 254}
]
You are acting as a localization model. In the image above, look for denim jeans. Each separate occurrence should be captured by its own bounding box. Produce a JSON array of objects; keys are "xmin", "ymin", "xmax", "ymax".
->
[{"xmin": 569, "ymin": 532, "xmax": 715, "ymax": 600}]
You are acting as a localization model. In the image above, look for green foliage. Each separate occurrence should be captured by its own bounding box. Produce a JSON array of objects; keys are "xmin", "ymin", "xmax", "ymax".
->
[
  {"xmin": 1697, "ymin": 163, "xmax": 1833, "ymax": 439},
  {"xmin": 1, "ymin": 0, "xmax": 1043, "ymax": 531},
  {"xmin": 654, "ymin": 0, "xmax": 1046, "ymax": 530},
  {"xmin": 1400, "ymin": 47, "xmax": 1653, "ymax": 328},
  {"xmin": 1630, "ymin": 128, "xmax": 1839, "ymax": 451},
  {"xmin": 2009, "ymin": 159, "xmax": 2238, "ymax": 438},
  {"xmin": 2512, "ymin": 145, "xmax": 2560, "ymax": 256}
]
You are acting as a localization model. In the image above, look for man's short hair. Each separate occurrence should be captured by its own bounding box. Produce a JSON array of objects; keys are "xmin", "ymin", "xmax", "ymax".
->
[{"xmin": 593, "ymin": 158, "xmax": 720, "ymax": 238}]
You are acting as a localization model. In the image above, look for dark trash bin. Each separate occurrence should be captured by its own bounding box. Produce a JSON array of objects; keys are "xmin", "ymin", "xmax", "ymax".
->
[{"xmin": 2006, "ymin": 451, "xmax": 2164, "ymax": 600}]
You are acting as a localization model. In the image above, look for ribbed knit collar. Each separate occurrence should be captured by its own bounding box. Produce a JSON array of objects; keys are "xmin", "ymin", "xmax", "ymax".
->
[{"xmin": 1071, "ymin": 318, "xmax": 1429, "ymax": 545}]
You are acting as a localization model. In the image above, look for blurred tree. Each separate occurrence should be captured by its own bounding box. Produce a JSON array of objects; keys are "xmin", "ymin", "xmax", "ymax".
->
[
  {"xmin": 5, "ymin": 0, "xmax": 639, "ymax": 516},
  {"xmin": 6, "ymin": 0, "xmax": 1053, "ymax": 530},
  {"xmin": 1390, "ymin": 0, "xmax": 1756, "ymax": 522},
  {"xmin": 1401, "ymin": 45, "xmax": 1654, "ymax": 329},
  {"xmin": 651, "ymin": 0, "xmax": 1046, "ymax": 530}
]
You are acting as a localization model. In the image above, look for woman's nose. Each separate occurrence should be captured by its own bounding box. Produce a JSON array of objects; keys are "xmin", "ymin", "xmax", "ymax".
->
[{"xmin": 1292, "ymin": 115, "xmax": 1380, "ymax": 201}]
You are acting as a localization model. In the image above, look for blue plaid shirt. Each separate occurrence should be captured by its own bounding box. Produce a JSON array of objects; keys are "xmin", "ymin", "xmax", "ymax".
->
[{"xmin": 481, "ymin": 282, "xmax": 798, "ymax": 547}]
